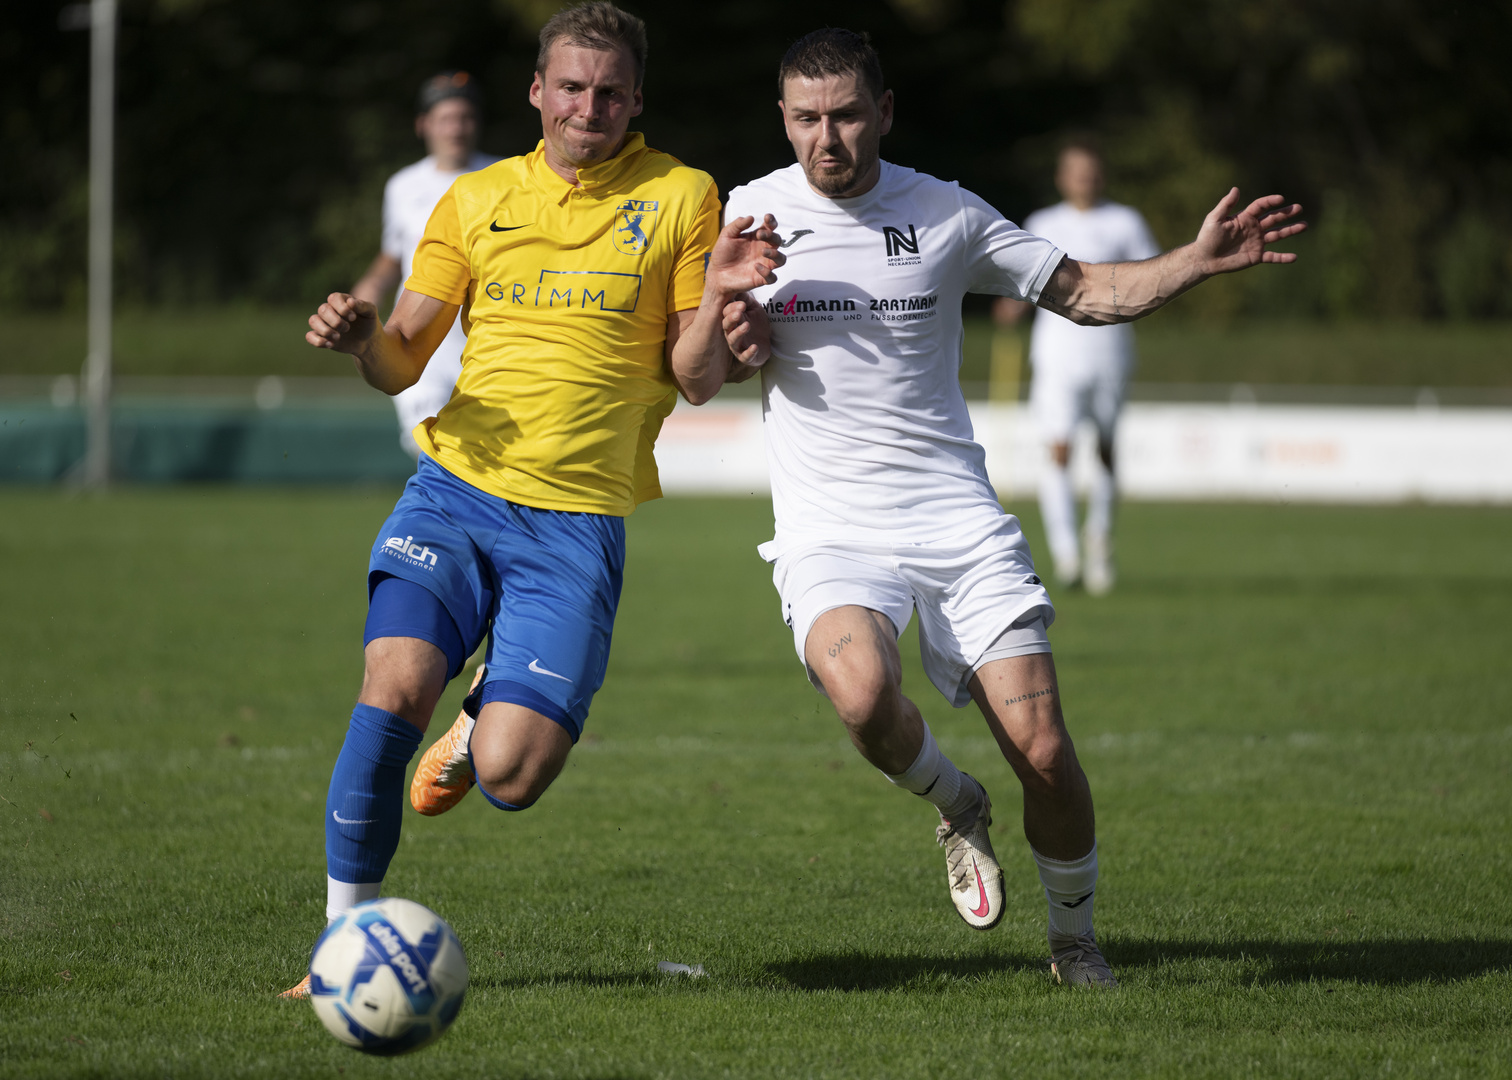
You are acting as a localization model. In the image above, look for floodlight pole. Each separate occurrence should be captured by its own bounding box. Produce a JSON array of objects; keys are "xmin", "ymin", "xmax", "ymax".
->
[{"xmin": 81, "ymin": 0, "xmax": 117, "ymax": 488}]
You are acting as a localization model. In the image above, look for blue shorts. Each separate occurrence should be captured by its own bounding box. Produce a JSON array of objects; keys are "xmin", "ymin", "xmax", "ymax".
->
[{"xmin": 364, "ymin": 456, "xmax": 625, "ymax": 742}]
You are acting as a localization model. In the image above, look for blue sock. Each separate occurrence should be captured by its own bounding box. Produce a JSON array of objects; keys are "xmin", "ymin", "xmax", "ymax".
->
[{"xmin": 325, "ymin": 704, "xmax": 424, "ymax": 884}]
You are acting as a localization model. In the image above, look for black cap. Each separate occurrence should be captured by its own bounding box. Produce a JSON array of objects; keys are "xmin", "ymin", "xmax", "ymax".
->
[{"xmin": 417, "ymin": 71, "xmax": 483, "ymax": 115}]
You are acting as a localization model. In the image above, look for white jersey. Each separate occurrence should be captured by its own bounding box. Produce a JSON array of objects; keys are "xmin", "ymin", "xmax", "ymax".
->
[
  {"xmin": 380, "ymin": 153, "xmax": 500, "ymax": 452},
  {"xmin": 726, "ymin": 162, "xmax": 1064, "ymax": 559},
  {"xmin": 1022, "ymin": 200, "xmax": 1160, "ymax": 370}
]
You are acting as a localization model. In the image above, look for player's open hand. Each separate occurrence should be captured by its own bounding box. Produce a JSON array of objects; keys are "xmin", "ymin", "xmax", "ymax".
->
[
  {"xmin": 306, "ymin": 293, "xmax": 379, "ymax": 354},
  {"xmin": 709, "ymin": 214, "xmax": 785, "ymax": 296},
  {"xmin": 722, "ymin": 293, "xmax": 772, "ymax": 371},
  {"xmin": 1192, "ymin": 190, "xmax": 1307, "ymax": 276}
]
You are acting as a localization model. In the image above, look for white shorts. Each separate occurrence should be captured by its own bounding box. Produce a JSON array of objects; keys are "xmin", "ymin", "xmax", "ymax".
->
[
  {"xmin": 772, "ymin": 519, "xmax": 1055, "ymax": 708},
  {"xmin": 1030, "ymin": 358, "xmax": 1129, "ymax": 444}
]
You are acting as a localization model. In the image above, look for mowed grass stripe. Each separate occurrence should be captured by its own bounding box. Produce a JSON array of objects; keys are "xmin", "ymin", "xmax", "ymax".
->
[{"xmin": 1, "ymin": 492, "xmax": 1509, "ymax": 1078}]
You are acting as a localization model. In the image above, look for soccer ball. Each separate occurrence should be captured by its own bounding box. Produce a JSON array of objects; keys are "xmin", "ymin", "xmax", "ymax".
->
[{"xmin": 308, "ymin": 898, "xmax": 468, "ymax": 1055}]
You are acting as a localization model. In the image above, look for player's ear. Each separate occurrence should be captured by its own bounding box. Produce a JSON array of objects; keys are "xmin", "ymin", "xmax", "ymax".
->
[
  {"xmin": 630, "ymin": 85, "xmax": 644, "ymax": 118},
  {"xmin": 877, "ymin": 89, "xmax": 894, "ymax": 137},
  {"xmin": 528, "ymin": 71, "xmax": 543, "ymax": 111}
]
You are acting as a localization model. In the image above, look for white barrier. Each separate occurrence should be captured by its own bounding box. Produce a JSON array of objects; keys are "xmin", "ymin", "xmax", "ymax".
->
[{"xmin": 656, "ymin": 399, "xmax": 1512, "ymax": 504}]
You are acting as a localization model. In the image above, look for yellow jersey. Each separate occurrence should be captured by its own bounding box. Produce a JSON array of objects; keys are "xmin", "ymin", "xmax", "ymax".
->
[{"xmin": 404, "ymin": 133, "xmax": 720, "ymax": 515}]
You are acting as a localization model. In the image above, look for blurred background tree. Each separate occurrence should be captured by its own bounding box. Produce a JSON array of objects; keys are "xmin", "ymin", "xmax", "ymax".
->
[{"xmin": 3, "ymin": 0, "xmax": 1509, "ymax": 321}]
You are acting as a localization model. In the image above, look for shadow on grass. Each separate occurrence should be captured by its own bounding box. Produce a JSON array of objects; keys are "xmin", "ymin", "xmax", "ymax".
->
[
  {"xmin": 769, "ymin": 938, "xmax": 1512, "ymax": 991},
  {"xmin": 1111, "ymin": 937, "xmax": 1512, "ymax": 986},
  {"xmin": 767, "ymin": 951, "xmax": 1043, "ymax": 992},
  {"xmin": 469, "ymin": 939, "xmax": 1511, "ymax": 994},
  {"xmin": 472, "ymin": 971, "xmax": 669, "ymax": 991}
]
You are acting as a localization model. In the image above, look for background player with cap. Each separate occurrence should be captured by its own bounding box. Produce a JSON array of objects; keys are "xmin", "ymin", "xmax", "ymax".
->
[
  {"xmin": 723, "ymin": 27, "xmax": 1303, "ymax": 987},
  {"xmin": 993, "ymin": 139, "xmax": 1161, "ymax": 593},
  {"xmin": 280, "ymin": 1, "xmax": 782, "ymax": 998},
  {"xmin": 351, "ymin": 71, "xmax": 501, "ymax": 459}
]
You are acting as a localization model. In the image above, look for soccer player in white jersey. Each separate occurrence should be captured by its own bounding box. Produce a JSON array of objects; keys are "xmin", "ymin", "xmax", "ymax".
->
[
  {"xmin": 721, "ymin": 28, "xmax": 1304, "ymax": 987},
  {"xmin": 351, "ymin": 72, "xmax": 501, "ymax": 459},
  {"xmin": 994, "ymin": 140, "xmax": 1161, "ymax": 593}
]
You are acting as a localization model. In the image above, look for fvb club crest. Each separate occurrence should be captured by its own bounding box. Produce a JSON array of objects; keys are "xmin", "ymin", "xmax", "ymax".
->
[{"xmin": 613, "ymin": 199, "xmax": 659, "ymax": 255}]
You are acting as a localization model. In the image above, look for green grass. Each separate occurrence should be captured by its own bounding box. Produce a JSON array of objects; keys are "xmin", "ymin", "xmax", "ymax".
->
[
  {"xmin": 959, "ymin": 318, "xmax": 1512, "ymax": 388},
  {"xmin": 1, "ymin": 492, "xmax": 1510, "ymax": 1078},
  {"xmin": 5, "ymin": 306, "xmax": 1511, "ymax": 387},
  {"xmin": 1, "ymin": 307, "xmax": 356, "ymax": 380}
]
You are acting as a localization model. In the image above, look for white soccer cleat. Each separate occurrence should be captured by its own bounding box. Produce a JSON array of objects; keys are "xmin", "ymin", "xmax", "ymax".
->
[
  {"xmin": 1083, "ymin": 531, "xmax": 1115, "ymax": 596},
  {"xmin": 935, "ymin": 776, "xmax": 1005, "ymax": 931},
  {"xmin": 1049, "ymin": 931, "xmax": 1118, "ymax": 987}
]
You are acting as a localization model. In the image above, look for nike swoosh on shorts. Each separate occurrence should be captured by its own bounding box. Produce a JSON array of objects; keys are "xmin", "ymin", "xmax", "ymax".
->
[{"xmin": 528, "ymin": 659, "xmax": 572, "ymax": 682}]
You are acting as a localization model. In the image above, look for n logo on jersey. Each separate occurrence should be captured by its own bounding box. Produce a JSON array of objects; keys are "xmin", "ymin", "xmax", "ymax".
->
[
  {"xmin": 883, "ymin": 224, "xmax": 919, "ymax": 258},
  {"xmin": 613, "ymin": 200, "xmax": 659, "ymax": 255}
]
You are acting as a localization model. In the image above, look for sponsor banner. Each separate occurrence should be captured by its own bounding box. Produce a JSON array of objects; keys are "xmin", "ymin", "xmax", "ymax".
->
[{"xmin": 656, "ymin": 401, "xmax": 1512, "ymax": 504}]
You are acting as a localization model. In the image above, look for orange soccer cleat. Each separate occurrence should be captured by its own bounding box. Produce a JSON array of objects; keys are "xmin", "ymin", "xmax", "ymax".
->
[
  {"xmin": 409, "ymin": 665, "xmax": 485, "ymax": 816},
  {"xmin": 278, "ymin": 973, "xmax": 311, "ymax": 1000}
]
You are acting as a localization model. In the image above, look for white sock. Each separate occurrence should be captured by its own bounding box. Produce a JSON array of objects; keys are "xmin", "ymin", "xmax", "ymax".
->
[
  {"xmin": 882, "ymin": 721, "xmax": 978, "ymax": 821},
  {"xmin": 1084, "ymin": 459, "xmax": 1115, "ymax": 542},
  {"xmin": 1038, "ymin": 460, "xmax": 1079, "ymax": 573},
  {"xmin": 326, "ymin": 876, "xmax": 381, "ymax": 923},
  {"xmin": 1032, "ymin": 843, "xmax": 1098, "ymax": 939}
]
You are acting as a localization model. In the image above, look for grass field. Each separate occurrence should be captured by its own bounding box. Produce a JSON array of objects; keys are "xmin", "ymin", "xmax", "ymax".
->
[
  {"xmin": 2, "ymin": 492, "xmax": 1510, "ymax": 1078},
  {"xmin": 5, "ymin": 306, "xmax": 1512, "ymax": 388}
]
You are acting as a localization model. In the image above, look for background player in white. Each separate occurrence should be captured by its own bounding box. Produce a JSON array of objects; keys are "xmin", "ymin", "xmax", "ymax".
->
[
  {"xmin": 351, "ymin": 72, "xmax": 501, "ymax": 459},
  {"xmin": 993, "ymin": 140, "xmax": 1161, "ymax": 593},
  {"xmin": 722, "ymin": 28, "xmax": 1304, "ymax": 986}
]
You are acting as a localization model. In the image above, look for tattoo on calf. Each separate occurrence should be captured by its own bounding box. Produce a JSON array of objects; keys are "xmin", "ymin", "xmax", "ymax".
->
[
  {"xmin": 1005, "ymin": 686, "xmax": 1055, "ymax": 707},
  {"xmin": 827, "ymin": 632, "xmax": 853, "ymax": 659}
]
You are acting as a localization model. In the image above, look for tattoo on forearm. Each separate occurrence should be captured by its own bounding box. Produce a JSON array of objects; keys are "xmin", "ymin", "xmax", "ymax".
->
[
  {"xmin": 1005, "ymin": 686, "xmax": 1054, "ymax": 707},
  {"xmin": 827, "ymin": 633, "xmax": 853, "ymax": 658},
  {"xmin": 1110, "ymin": 265, "xmax": 1122, "ymax": 318}
]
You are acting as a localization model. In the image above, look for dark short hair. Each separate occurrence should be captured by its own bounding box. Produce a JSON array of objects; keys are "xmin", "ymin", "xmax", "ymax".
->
[
  {"xmin": 537, "ymin": 1, "xmax": 648, "ymax": 89},
  {"xmin": 417, "ymin": 71, "xmax": 483, "ymax": 116},
  {"xmin": 1058, "ymin": 132, "xmax": 1104, "ymax": 163},
  {"xmin": 778, "ymin": 28, "xmax": 884, "ymax": 100}
]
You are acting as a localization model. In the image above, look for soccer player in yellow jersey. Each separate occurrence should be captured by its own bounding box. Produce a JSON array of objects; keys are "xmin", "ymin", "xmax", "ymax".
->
[{"xmin": 281, "ymin": 1, "xmax": 782, "ymax": 996}]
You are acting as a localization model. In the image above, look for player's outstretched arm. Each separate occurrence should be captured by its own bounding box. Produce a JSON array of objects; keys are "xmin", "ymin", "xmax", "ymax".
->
[
  {"xmin": 666, "ymin": 214, "xmax": 785, "ymax": 405},
  {"xmin": 306, "ymin": 288, "xmax": 459, "ymax": 395},
  {"xmin": 1039, "ymin": 189, "xmax": 1306, "ymax": 325}
]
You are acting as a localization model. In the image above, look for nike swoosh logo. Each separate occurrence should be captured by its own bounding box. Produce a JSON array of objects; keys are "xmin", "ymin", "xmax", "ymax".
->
[
  {"xmin": 528, "ymin": 658, "xmax": 572, "ymax": 682},
  {"xmin": 332, "ymin": 810, "xmax": 377, "ymax": 825},
  {"xmin": 489, "ymin": 222, "xmax": 531, "ymax": 232},
  {"xmin": 778, "ymin": 229, "xmax": 813, "ymax": 249},
  {"xmin": 1062, "ymin": 891, "xmax": 1094, "ymax": 909},
  {"xmin": 969, "ymin": 857, "xmax": 991, "ymax": 918}
]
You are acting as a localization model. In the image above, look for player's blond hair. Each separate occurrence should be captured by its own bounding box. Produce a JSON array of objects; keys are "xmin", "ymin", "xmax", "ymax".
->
[{"xmin": 537, "ymin": 2, "xmax": 648, "ymax": 89}]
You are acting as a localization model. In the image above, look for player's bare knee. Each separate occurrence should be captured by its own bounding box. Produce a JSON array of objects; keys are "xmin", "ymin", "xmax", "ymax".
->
[
  {"xmin": 358, "ymin": 637, "xmax": 448, "ymax": 728},
  {"xmin": 823, "ymin": 662, "xmax": 897, "ymax": 733},
  {"xmin": 357, "ymin": 670, "xmax": 437, "ymax": 729},
  {"xmin": 473, "ymin": 748, "xmax": 560, "ymax": 809},
  {"xmin": 470, "ymin": 707, "xmax": 572, "ymax": 810}
]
